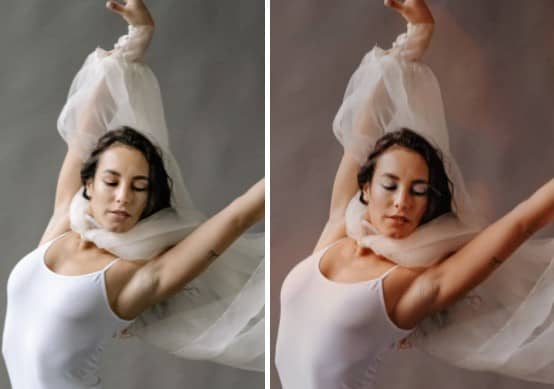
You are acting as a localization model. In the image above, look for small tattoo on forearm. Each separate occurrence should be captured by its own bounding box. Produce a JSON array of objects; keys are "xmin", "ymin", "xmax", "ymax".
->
[
  {"xmin": 491, "ymin": 256, "xmax": 503, "ymax": 267},
  {"xmin": 209, "ymin": 249, "xmax": 220, "ymax": 260},
  {"xmin": 523, "ymin": 226, "xmax": 533, "ymax": 239}
]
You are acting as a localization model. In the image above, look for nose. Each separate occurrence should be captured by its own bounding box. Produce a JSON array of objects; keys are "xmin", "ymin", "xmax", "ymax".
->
[
  {"xmin": 115, "ymin": 184, "xmax": 133, "ymax": 205},
  {"xmin": 393, "ymin": 187, "xmax": 412, "ymax": 211}
]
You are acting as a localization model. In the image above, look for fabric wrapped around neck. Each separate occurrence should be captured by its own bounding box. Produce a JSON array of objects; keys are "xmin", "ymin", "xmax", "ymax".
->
[
  {"xmin": 333, "ymin": 22, "xmax": 554, "ymax": 383},
  {"xmin": 57, "ymin": 25, "xmax": 264, "ymax": 371}
]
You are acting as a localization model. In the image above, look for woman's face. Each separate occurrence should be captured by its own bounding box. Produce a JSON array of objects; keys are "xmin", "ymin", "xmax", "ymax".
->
[
  {"xmin": 363, "ymin": 146, "xmax": 430, "ymax": 239},
  {"xmin": 85, "ymin": 144, "xmax": 150, "ymax": 233}
]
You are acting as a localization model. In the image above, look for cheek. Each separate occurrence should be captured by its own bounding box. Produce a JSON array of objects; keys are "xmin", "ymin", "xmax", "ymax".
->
[
  {"xmin": 87, "ymin": 181, "xmax": 105, "ymax": 202},
  {"xmin": 90, "ymin": 179, "xmax": 111, "ymax": 197},
  {"xmin": 134, "ymin": 191, "xmax": 149, "ymax": 213},
  {"xmin": 368, "ymin": 186, "xmax": 392, "ymax": 209},
  {"xmin": 414, "ymin": 197, "xmax": 429, "ymax": 217},
  {"xmin": 365, "ymin": 187, "xmax": 390, "ymax": 221},
  {"xmin": 87, "ymin": 184, "xmax": 111, "ymax": 213}
]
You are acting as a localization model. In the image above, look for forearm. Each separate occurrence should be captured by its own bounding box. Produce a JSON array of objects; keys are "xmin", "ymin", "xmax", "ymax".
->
[
  {"xmin": 328, "ymin": 153, "xmax": 360, "ymax": 218},
  {"xmin": 314, "ymin": 153, "xmax": 358, "ymax": 252},
  {"xmin": 39, "ymin": 207, "xmax": 71, "ymax": 246},
  {"xmin": 432, "ymin": 179, "xmax": 554, "ymax": 309},
  {"xmin": 53, "ymin": 78, "xmax": 114, "ymax": 216},
  {"xmin": 313, "ymin": 217, "xmax": 346, "ymax": 253},
  {"xmin": 152, "ymin": 179, "xmax": 265, "ymax": 298},
  {"xmin": 519, "ymin": 178, "xmax": 554, "ymax": 231}
]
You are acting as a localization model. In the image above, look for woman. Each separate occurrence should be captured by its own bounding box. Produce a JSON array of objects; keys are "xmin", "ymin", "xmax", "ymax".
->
[
  {"xmin": 2, "ymin": 1, "xmax": 264, "ymax": 388},
  {"xmin": 275, "ymin": 0, "xmax": 554, "ymax": 387}
]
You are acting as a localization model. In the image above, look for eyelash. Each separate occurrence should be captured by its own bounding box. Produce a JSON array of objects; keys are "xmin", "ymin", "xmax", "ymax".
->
[
  {"xmin": 104, "ymin": 181, "xmax": 148, "ymax": 192},
  {"xmin": 381, "ymin": 184, "xmax": 428, "ymax": 196}
]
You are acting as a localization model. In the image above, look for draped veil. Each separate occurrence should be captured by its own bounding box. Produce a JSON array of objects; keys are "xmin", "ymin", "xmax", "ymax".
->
[
  {"xmin": 334, "ymin": 22, "xmax": 554, "ymax": 383},
  {"xmin": 57, "ymin": 25, "xmax": 264, "ymax": 372}
]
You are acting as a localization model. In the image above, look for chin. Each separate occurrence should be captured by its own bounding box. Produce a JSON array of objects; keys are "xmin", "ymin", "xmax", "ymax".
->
[
  {"xmin": 99, "ymin": 213, "xmax": 140, "ymax": 233},
  {"xmin": 385, "ymin": 231, "xmax": 405, "ymax": 239},
  {"xmin": 382, "ymin": 226, "xmax": 415, "ymax": 239},
  {"xmin": 102, "ymin": 220, "xmax": 133, "ymax": 233}
]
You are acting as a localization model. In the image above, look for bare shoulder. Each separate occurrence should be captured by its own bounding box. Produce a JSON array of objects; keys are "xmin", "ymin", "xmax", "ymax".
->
[
  {"xmin": 382, "ymin": 265, "xmax": 425, "ymax": 303},
  {"xmin": 108, "ymin": 258, "xmax": 158, "ymax": 320},
  {"xmin": 385, "ymin": 265, "xmax": 442, "ymax": 329},
  {"xmin": 388, "ymin": 265, "xmax": 425, "ymax": 282},
  {"xmin": 114, "ymin": 258, "xmax": 149, "ymax": 272},
  {"xmin": 106, "ymin": 258, "xmax": 149, "ymax": 292},
  {"xmin": 382, "ymin": 265, "xmax": 427, "ymax": 329}
]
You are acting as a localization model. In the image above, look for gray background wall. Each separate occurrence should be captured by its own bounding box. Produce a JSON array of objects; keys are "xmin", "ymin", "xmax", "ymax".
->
[
  {"xmin": 271, "ymin": 1, "xmax": 554, "ymax": 388},
  {"xmin": 0, "ymin": 1, "xmax": 263, "ymax": 388}
]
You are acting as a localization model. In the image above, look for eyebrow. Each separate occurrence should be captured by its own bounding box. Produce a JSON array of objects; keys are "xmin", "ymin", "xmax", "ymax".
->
[
  {"xmin": 381, "ymin": 173, "xmax": 429, "ymax": 184},
  {"xmin": 102, "ymin": 169, "xmax": 149, "ymax": 181}
]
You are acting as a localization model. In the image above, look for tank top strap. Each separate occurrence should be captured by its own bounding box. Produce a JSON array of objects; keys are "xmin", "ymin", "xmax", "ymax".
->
[
  {"xmin": 379, "ymin": 265, "xmax": 399, "ymax": 280},
  {"xmin": 101, "ymin": 258, "xmax": 121, "ymax": 273},
  {"xmin": 313, "ymin": 239, "xmax": 342, "ymax": 262},
  {"xmin": 42, "ymin": 231, "xmax": 69, "ymax": 249}
]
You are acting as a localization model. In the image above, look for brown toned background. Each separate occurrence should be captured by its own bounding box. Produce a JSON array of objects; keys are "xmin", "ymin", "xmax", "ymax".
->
[{"xmin": 271, "ymin": 1, "xmax": 554, "ymax": 388}]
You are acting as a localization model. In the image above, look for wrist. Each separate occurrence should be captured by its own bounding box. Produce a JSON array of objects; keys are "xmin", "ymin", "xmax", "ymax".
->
[
  {"xmin": 520, "ymin": 179, "xmax": 554, "ymax": 233},
  {"xmin": 234, "ymin": 180, "xmax": 265, "ymax": 229},
  {"xmin": 112, "ymin": 24, "xmax": 154, "ymax": 62},
  {"xmin": 128, "ymin": 14, "xmax": 154, "ymax": 27}
]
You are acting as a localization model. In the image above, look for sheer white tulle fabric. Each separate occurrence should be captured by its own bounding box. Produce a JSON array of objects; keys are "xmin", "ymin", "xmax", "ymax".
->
[
  {"xmin": 57, "ymin": 25, "xmax": 264, "ymax": 371},
  {"xmin": 334, "ymin": 23, "xmax": 554, "ymax": 383}
]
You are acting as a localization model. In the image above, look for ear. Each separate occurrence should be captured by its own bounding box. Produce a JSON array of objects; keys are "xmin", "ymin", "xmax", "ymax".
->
[
  {"xmin": 362, "ymin": 182, "xmax": 371, "ymax": 203},
  {"xmin": 85, "ymin": 178, "xmax": 94, "ymax": 199}
]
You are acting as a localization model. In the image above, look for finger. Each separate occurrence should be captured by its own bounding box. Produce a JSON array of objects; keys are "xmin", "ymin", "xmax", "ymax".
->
[
  {"xmin": 125, "ymin": 0, "xmax": 147, "ymax": 9},
  {"xmin": 106, "ymin": 0, "xmax": 126, "ymax": 15},
  {"xmin": 384, "ymin": 0, "xmax": 404, "ymax": 12}
]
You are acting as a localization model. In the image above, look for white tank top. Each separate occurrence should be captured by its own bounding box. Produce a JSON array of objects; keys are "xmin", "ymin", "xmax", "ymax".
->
[
  {"xmin": 2, "ymin": 235, "xmax": 133, "ymax": 389},
  {"xmin": 275, "ymin": 242, "xmax": 412, "ymax": 389}
]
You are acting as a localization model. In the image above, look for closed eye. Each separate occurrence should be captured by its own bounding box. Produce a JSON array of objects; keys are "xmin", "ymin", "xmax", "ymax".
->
[
  {"xmin": 381, "ymin": 183, "xmax": 397, "ymax": 191},
  {"xmin": 411, "ymin": 182, "xmax": 430, "ymax": 196},
  {"xmin": 410, "ymin": 188, "xmax": 428, "ymax": 196},
  {"xmin": 103, "ymin": 181, "xmax": 148, "ymax": 192}
]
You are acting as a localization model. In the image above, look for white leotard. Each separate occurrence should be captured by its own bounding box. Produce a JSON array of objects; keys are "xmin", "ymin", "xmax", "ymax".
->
[
  {"xmin": 2, "ymin": 236, "xmax": 133, "ymax": 389},
  {"xmin": 275, "ymin": 242, "xmax": 412, "ymax": 389}
]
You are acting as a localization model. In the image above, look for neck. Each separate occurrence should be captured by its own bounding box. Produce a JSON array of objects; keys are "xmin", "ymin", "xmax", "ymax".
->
[
  {"xmin": 353, "ymin": 239, "xmax": 373, "ymax": 257},
  {"xmin": 75, "ymin": 233, "xmax": 97, "ymax": 251}
]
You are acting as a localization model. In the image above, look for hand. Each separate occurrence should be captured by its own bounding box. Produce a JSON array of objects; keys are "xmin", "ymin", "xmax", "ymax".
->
[
  {"xmin": 106, "ymin": 0, "xmax": 154, "ymax": 26},
  {"xmin": 384, "ymin": 0, "xmax": 434, "ymax": 24}
]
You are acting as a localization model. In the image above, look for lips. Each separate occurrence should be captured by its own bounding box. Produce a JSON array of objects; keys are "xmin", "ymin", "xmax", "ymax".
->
[
  {"xmin": 109, "ymin": 210, "xmax": 131, "ymax": 219},
  {"xmin": 387, "ymin": 215, "xmax": 409, "ymax": 224}
]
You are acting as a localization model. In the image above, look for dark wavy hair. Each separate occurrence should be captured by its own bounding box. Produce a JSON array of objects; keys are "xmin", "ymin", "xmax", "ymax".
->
[
  {"xmin": 357, "ymin": 128, "xmax": 453, "ymax": 225},
  {"xmin": 80, "ymin": 126, "xmax": 172, "ymax": 220}
]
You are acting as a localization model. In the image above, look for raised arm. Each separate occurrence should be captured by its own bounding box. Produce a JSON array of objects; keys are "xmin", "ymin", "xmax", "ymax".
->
[
  {"xmin": 115, "ymin": 179, "xmax": 265, "ymax": 319},
  {"xmin": 393, "ymin": 179, "xmax": 554, "ymax": 329},
  {"xmin": 313, "ymin": 153, "xmax": 360, "ymax": 252},
  {"xmin": 314, "ymin": 0, "xmax": 435, "ymax": 252},
  {"xmin": 39, "ymin": 149, "xmax": 83, "ymax": 245},
  {"xmin": 40, "ymin": 74, "xmax": 120, "ymax": 245},
  {"xmin": 40, "ymin": 1, "xmax": 155, "ymax": 246}
]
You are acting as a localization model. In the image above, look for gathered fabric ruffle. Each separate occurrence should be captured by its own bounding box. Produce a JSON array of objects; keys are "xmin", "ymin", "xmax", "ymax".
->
[
  {"xmin": 57, "ymin": 25, "xmax": 264, "ymax": 371},
  {"xmin": 333, "ymin": 22, "xmax": 554, "ymax": 383}
]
